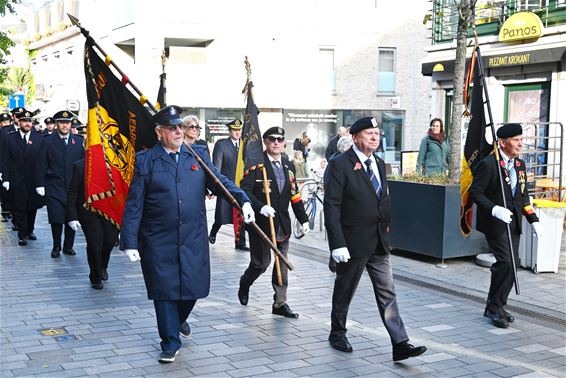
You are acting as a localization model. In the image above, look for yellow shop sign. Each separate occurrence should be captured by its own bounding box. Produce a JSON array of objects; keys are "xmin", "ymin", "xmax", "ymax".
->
[{"xmin": 499, "ymin": 12, "xmax": 544, "ymax": 42}]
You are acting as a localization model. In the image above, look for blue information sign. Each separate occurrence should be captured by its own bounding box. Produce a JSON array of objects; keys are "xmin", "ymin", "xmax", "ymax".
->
[{"xmin": 8, "ymin": 94, "xmax": 25, "ymax": 109}]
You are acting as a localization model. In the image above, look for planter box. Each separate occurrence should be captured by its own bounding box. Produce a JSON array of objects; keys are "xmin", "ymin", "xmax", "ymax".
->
[{"xmin": 388, "ymin": 180, "xmax": 488, "ymax": 260}]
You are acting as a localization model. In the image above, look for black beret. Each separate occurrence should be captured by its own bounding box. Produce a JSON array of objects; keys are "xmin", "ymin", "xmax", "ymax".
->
[
  {"xmin": 10, "ymin": 107, "xmax": 24, "ymax": 114},
  {"xmin": 349, "ymin": 117, "xmax": 379, "ymax": 134},
  {"xmin": 44, "ymin": 117, "xmax": 55, "ymax": 124},
  {"xmin": 227, "ymin": 119, "xmax": 243, "ymax": 130},
  {"xmin": 53, "ymin": 110, "xmax": 75, "ymax": 121},
  {"xmin": 152, "ymin": 105, "xmax": 183, "ymax": 126},
  {"xmin": 496, "ymin": 123, "xmax": 522, "ymax": 139},
  {"xmin": 262, "ymin": 126, "xmax": 285, "ymax": 139},
  {"xmin": 17, "ymin": 110, "xmax": 33, "ymax": 120},
  {"xmin": 0, "ymin": 113, "xmax": 10, "ymax": 121}
]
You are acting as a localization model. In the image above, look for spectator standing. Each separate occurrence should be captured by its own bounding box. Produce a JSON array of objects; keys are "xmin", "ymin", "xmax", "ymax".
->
[{"xmin": 416, "ymin": 118, "xmax": 450, "ymax": 176}]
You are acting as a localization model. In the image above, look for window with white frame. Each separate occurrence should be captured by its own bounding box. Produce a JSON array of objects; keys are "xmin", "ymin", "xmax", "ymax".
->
[
  {"xmin": 319, "ymin": 47, "xmax": 336, "ymax": 93},
  {"xmin": 377, "ymin": 48, "xmax": 395, "ymax": 94}
]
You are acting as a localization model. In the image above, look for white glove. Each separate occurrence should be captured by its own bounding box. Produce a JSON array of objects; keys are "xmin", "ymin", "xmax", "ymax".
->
[
  {"xmin": 68, "ymin": 220, "xmax": 81, "ymax": 231},
  {"xmin": 260, "ymin": 205, "xmax": 276, "ymax": 218},
  {"xmin": 125, "ymin": 249, "xmax": 141, "ymax": 262},
  {"xmin": 301, "ymin": 222, "xmax": 310, "ymax": 236},
  {"xmin": 0, "ymin": 172, "xmax": 2, "ymax": 181},
  {"xmin": 35, "ymin": 187, "xmax": 45, "ymax": 196},
  {"xmin": 2, "ymin": 181, "xmax": 9, "ymax": 191},
  {"xmin": 532, "ymin": 222, "xmax": 542, "ymax": 238},
  {"xmin": 492, "ymin": 205, "xmax": 512, "ymax": 224},
  {"xmin": 331, "ymin": 247, "xmax": 351, "ymax": 263},
  {"xmin": 242, "ymin": 202, "xmax": 255, "ymax": 224}
]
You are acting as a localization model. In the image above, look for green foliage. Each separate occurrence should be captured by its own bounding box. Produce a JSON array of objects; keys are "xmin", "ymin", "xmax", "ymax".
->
[
  {"xmin": 0, "ymin": 0, "xmax": 21, "ymax": 88},
  {"xmin": 389, "ymin": 174, "xmax": 450, "ymax": 185},
  {"xmin": 0, "ymin": 0, "xmax": 21, "ymax": 16}
]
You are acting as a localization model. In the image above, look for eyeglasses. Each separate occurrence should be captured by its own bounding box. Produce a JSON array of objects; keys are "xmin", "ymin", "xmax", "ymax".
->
[
  {"xmin": 160, "ymin": 125, "xmax": 183, "ymax": 132},
  {"xmin": 184, "ymin": 125, "xmax": 201, "ymax": 130},
  {"xmin": 267, "ymin": 136, "xmax": 285, "ymax": 143}
]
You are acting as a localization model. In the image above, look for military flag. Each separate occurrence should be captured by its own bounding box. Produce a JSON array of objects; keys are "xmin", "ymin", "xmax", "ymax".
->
[
  {"xmin": 83, "ymin": 40, "xmax": 156, "ymax": 228},
  {"xmin": 460, "ymin": 47, "xmax": 491, "ymax": 236},
  {"xmin": 156, "ymin": 72, "xmax": 166, "ymax": 110},
  {"xmin": 233, "ymin": 81, "xmax": 264, "ymax": 243}
]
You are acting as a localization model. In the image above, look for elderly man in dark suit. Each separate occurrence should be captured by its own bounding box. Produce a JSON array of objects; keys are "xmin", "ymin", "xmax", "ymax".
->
[
  {"xmin": 120, "ymin": 105, "xmax": 254, "ymax": 363},
  {"xmin": 1, "ymin": 109, "xmax": 45, "ymax": 246},
  {"xmin": 208, "ymin": 119, "xmax": 249, "ymax": 250},
  {"xmin": 324, "ymin": 117, "xmax": 426, "ymax": 361},
  {"xmin": 35, "ymin": 110, "xmax": 85, "ymax": 258},
  {"xmin": 470, "ymin": 123, "xmax": 541, "ymax": 329}
]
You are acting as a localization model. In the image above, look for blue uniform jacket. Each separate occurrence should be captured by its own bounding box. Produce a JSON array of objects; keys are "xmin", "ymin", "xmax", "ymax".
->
[{"xmin": 120, "ymin": 143, "xmax": 250, "ymax": 301}]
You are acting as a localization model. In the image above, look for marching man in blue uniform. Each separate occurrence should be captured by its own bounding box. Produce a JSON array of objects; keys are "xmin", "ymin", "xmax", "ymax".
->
[
  {"xmin": 120, "ymin": 105, "xmax": 255, "ymax": 363},
  {"xmin": 35, "ymin": 110, "xmax": 85, "ymax": 258}
]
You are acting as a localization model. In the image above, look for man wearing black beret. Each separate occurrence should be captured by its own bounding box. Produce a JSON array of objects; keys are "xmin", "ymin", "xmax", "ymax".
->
[
  {"xmin": 470, "ymin": 123, "xmax": 541, "ymax": 328},
  {"xmin": 324, "ymin": 116, "xmax": 426, "ymax": 360}
]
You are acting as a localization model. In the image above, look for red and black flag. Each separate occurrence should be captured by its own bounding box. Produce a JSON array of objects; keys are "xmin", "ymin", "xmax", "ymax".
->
[
  {"xmin": 233, "ymin": 81, "xmax": 264, "ymax": 242},
  {"xmin": 83, "ymin": 40, "xmax": 156, "ymax": 228},
  {"xmin": 460, "ymin": 47, "xmax": 491, "ymax": 236}
]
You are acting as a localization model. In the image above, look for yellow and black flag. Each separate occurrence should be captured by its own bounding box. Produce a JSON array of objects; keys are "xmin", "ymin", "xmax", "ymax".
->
[
  {"xmin": 460, "ymin": 47, "xmax": 491, "ymax": 236},
  {"xmin": 235, "ymin": 81, "xmax": 264, "ymax": 186},
  {"xmin": 83, "ymin": 40, "xmax": 156, "ymax": 228}
]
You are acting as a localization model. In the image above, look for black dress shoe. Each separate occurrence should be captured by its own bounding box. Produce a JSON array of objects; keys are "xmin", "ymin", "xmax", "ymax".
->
[
  {"xmin": 484, "ymin": 308, "xmax": 514, "ymax": 323},
  {"xmin": 101, "ymin": 269, "xmax": 108, "ymax": 281},
  {"xmin": 238, "ymin": 279, "xmax": 249, "ymax": 306},
  {"xmin": 18, "ymin": 239, "xmax": 27, "ymax": 246},
  {"xmin": 51, "ymin": 246, "xmax": 61, "ymax": 258},
  {"xmin": 158, "ymin": 349, "xmax": 179, "ymax": 363},
  {"xmin": 487, "ymin": 310, "xmax": 509, "ymax": 328},
  {"xmin": 179, "ymin": 321, "xmax": 191, "ymax": 338},
  {"xmin": 235, "ymin": 244, "xmax": 250, "ymax": 251},
  {"xmin": 26, "ymin": 233, "xmax": 37, "ymax": 240},
  {"xmin": 393, "ymin": 341, "xmax": 427, "ymax": 361},
  {"xmin": 329, "ymin": 334, "xmax": 353, "ymax": 353},
  {"xmin": 208, "ymin": 234, "xmax": 216, "ymax": 244},
  {"xmin": 62, "ymin": 249, "xmax": 76, "ymax": 255},
  {"xmin": 91, "ymin": 282, "xmax": 104, "ymax": 290},
  {"xmin": 272, "ymin": 303, "xmax": 299, "ymax": 318}
]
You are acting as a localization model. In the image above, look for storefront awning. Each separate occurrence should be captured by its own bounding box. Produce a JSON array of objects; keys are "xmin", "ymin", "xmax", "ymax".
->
[{"xmin": 421, "ymin": 46, "xmax": 566, "ymax": 76}]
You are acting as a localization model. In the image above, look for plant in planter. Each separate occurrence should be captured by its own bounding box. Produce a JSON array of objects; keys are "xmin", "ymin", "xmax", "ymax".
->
[{"xmin": 387, "ymin": 174, "xmax": 488, "ymax": 260}]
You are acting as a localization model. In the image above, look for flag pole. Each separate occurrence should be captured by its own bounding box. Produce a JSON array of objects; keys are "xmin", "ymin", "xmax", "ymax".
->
[
  {"xmin": 471, "ymin": 24, "xmax": 519, "ymax": 295},
  {"xmin": 69, "ymin": 14, "xmax": 294, "ymax": 271}
]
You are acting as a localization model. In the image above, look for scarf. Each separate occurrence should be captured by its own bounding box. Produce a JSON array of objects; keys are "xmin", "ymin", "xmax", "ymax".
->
[{"xmin": 427, "ymin": 129, "xmax": 445, "ymax": 144}]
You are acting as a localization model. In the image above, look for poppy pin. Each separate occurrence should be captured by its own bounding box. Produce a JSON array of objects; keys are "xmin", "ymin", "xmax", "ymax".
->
[
  {"xmin": 191, "ymin": 164, "xmax": 199, "ymax": 171},
  {"xmin": 515, "ymin": 160, "xmax": 521, "ymax": 167},
  {"xmin": 71, "ymin": 139, "xmax": 76, "ymax": 145},
  {"xmin": 354, "ymin": 162, "xmax": 362, "ymax": 171},
  {"xmin": 28, "ymin": 140, "xmax": 32, "ymax": 145}
]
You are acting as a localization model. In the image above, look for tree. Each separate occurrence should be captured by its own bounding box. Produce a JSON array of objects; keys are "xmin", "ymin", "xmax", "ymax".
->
[
  {"xmin": 447, "ymin": 0, "xmax": 476, "ymax": 185},
  {"xmin": 0, "ymin": 0, "xmax": 21, "ymax": 99}
]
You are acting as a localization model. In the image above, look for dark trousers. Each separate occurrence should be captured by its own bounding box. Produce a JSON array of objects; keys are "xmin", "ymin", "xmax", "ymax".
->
[
  {"xmin": 485, "ymin": 229, "xmax": 520, "ymax": 313},
  {"xmin": 153, "ymin": 300, "xmax": 196, "ymax": 352},
  {"xmin": 331, "ymin": 252, "xmax": 409, "ymax": 345},
  {"xmin": 241, "ymin": 236, "xmax": 289, "ymax": 306},
  {"xmin": 82, "ymin": 218, "xmax": 118, "ymax": 283},
  {"xmin": 13, "ymin": 209, "xmax": 37, "ymax": 240},
  {"xmin": 209, "ymin": 222, "xmax": 247, "ymax": 246},
  {"xmin": 51, "ymin": 223, "xmax": 76, "ymax": 251}
]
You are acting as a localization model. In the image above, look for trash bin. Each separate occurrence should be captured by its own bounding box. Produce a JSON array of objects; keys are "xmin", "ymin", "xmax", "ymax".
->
[{"xmin": 518, "ymin": 199, "xmax": 566, "ymax": 274}]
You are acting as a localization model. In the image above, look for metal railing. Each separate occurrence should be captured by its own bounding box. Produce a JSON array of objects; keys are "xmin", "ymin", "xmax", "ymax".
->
[{"xmin": 430, "ymin": 0, "xmax": 566, "ymax": 44}]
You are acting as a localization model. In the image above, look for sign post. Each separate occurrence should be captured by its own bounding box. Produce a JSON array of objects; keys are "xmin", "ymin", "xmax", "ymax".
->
[{"xmin": 8, "ymin": 93, "xmax": 25, "ymax": 109}]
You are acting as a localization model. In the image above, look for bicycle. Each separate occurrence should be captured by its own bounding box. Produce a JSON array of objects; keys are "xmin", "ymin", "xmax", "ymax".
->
[{"xmin": 293, "ymin": 171, "xmax": 324, "ymax": 239}]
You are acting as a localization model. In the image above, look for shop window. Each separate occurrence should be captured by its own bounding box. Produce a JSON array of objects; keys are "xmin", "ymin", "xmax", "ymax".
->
[{"xmin": 377, "ymin": 48, "xmax": 395, "ymax": 95}]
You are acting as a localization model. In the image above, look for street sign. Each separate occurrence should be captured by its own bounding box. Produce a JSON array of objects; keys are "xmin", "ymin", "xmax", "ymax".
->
[{"xmin": 8, "ymin": 94, "xmax": 25, "ymax": 109}]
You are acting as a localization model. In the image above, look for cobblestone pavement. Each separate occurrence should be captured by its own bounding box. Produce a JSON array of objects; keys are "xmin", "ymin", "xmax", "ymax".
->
[{"xmin": 1, "ymin": 206, "xmax": 565, "ymax": 377}]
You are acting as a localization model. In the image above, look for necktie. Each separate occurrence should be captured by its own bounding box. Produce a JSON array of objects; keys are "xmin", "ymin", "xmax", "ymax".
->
[
  {"xmin": 508, "ymin": 159, "xmax": 517, "ymax": 196},
  {"xmin": 365, "ymin": 158, "xmax": 382, "ymax": 199},
  {"xmin": 62, "ymin": 137, "xmax": 68, "ymax": 145},
  {"xmin": 169, "ymin": 152, "xmax": 178, "ymax": 164},
  {"xmin": 234, "ymin": 141, "xmax": 239, "ymax": 150},
  {"xmin": 272, "ymin": 160, "xmax": 284, "ymax": 193}
]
